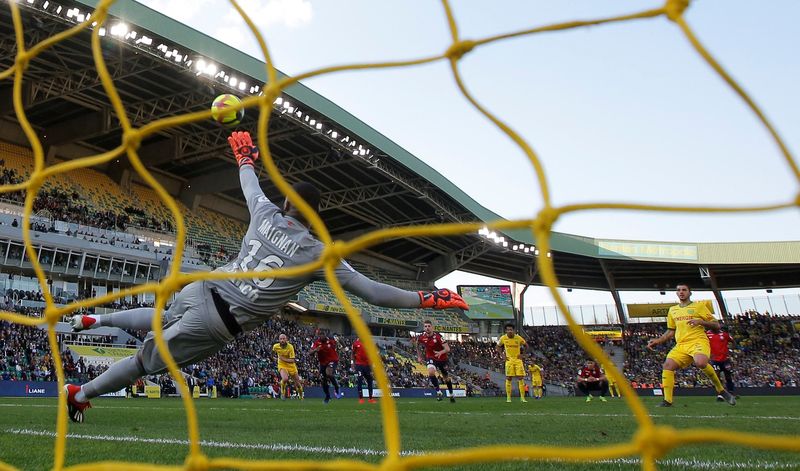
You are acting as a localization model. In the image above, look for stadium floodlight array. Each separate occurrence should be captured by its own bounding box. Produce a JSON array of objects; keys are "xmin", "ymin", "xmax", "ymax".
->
[
  {"xmin": 477, "ymin": 226, "xmax": 545, "ymax": 257},
  {"xmin": 21, "ymin": 0, "xmax": 378, "ymax": 166}
]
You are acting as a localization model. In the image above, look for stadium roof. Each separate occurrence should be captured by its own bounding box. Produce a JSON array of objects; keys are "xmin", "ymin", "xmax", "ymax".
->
[{"xmin": 1, "ymin": 0, "xmax": 799, "ymax": 292}]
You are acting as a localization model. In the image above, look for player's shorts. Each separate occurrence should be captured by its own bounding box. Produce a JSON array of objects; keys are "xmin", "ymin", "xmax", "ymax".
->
[
  {"xmin": 136, "ymin": 281, "xmax": 235, "ymax": 375},
  {"xmin": 531, "ymin": 378, "xmax": 542, "ymax": 387},
  {"xmin": 504, "ymin": 358, "xmax": 525, "ymax": 377},
  {"xmin": 426, "ymin": 358, "xmax": 449, "ymax": 375},
  {"xmin": 278, "ymin": 363, "xmax": 298, "ymax": 376},
  {"xmin": 320, "ymin": 361, "xmax": 338, "ymax": 375},
  {"xmin": 667, "ymin": 341, "xmax": 711, "ymax": 369},
  {"xmin": 355, "ymin": 364, "xmax": 372, "ymax": 377},
  {"xmin": 711, "ymin": 359, "xmax": 732, "ymax": 370}
]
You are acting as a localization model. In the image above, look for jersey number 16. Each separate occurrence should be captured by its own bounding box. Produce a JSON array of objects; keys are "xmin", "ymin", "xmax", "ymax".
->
[{"xmin": 239, "ymin": 240, "xmax": 284, "ymax": 288}]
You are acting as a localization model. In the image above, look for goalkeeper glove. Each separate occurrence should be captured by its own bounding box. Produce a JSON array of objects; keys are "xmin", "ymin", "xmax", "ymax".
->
[
  {"xmin": 228, "ymin": 131, "xmax": 260, "ymax": 168},
  {"xmin": 418, "ymin": 289, "xmax": 469, "ymax": 310}
]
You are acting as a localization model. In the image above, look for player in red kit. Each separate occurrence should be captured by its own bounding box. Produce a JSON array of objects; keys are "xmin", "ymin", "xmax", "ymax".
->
[
  {"xmin": 352, "ymin": 338, "xmax": 376, "ymax": 404},
  {"xmin": 309, "ymin": 330, "xmax": 342, "ymax": 403},
  {"xmin": 707, "ymin": 325, "xmax": 736, "ymax": 400},
  {"xmin": 576, "ymin": 360, "xmax": 608, "ymax": 402},
  {"xmin": 415, "ymin": 320, "xmax": 455, "ymax": 402}
]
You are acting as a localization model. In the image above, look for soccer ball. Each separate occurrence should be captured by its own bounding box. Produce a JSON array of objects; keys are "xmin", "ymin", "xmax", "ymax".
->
[{"xmin": 211, "ymin": 94, "xmax": 244, "ymax": 127}]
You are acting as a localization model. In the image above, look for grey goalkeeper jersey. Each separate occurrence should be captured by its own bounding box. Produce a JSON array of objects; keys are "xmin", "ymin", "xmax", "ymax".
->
[{"xmin": 207, "ymin": 166, "xmax": 421, "ymax": 333}]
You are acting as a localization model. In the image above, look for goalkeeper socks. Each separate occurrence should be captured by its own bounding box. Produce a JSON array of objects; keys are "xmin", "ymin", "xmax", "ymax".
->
[
  {"xmin": 518, "ymin": 380, "xmax": 526, "ymax": 398},
  {"xmin": 662, "ymin": 369, "xmax": 675, "ymax": 403},
  {"xmin": 702, "ymin": 364, "xmax": 725, "ymax": 393},
  {"xmin": 505, "ymin": 380, "xmax": 512, "ymax": 400},
  {"xmin": 280, "ymin": 380, "xmax": 287, "ymax": 398}
]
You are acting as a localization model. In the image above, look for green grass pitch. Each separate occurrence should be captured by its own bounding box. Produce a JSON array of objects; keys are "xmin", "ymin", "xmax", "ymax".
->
[{"xmin": 1, "ymin": 396, "xmax": 799, "ymax": 470}]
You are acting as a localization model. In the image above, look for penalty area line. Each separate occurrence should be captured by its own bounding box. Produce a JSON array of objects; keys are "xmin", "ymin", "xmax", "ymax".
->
[{"xmin": 5, "ymin": 428, "xmax": 800, "ymax": 469}]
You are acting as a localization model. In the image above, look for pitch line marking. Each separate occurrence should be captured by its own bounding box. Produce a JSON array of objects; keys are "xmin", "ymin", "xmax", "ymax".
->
[
  {"xmin": 5, "ymin": 429, "xmax": 799, "ymax": 469},
  {"xmin": 2, "ymin": 402, "xmax": 799, "ymax": 422}
]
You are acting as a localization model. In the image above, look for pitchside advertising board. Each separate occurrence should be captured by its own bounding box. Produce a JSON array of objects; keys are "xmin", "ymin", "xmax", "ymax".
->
[
  {"xmin": 0, "ymin": 381, "xmax": 126, "ymax": 398},
  {"xmin": 0, "ymin": 381, "xmax": 59, "ymax": 397},
  {"xmin": 626, "ymin": 300, "xmax": 715, "ymax": 318},
  {"xmin": 457, "ymin": 285, "xmax": 515, "ymax": 320}
]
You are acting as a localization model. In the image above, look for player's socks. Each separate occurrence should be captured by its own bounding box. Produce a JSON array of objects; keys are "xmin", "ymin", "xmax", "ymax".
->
[
  {"xmin": 518, "ymin": 380, "xmax": 525, "ymax": 399},
  {"xmin": 430, "ymin": 375, "xmax": 440, "ymax": 390},
  {"xmin": 505, "ymin": 380, "xmax": 512, "ymax": 401},
  {"xmin": 330, "ymin": 376, "xmax": 340, "ymax": 394},
  {"xmin": 662, "ymin": 369, "xmax": 675, "ymax": 404},
  {"xmin": 80, "ymin": 356, "xmax": 144, "ymax": 401},
  {"xmin": 75, "ymin": 385, "xmax": 89, "ymax": 403},
  {"xmin": 321, "ymin": 378, "xmax": 331, "ymax": 400},
  {"xmin": 297, "ymin": 384, "xmax": 304, "ymax": 400},
  {"xmin": 701, "ymin": 364, "xmax": 724, "ymax": 394},
  {"xmin": 445, "ymin": 379, "xmax": 454, "ymax": 396},
  {"xmin": 280, "ymin": 380, "xmax": 287, "ymax": 399}
]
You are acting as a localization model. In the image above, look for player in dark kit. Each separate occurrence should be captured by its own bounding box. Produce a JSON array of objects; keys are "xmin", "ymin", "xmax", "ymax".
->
[
  {"xmin": 309, "ymin": 331, "xmax": 342, "ymax": 403},
  {"xmin": 63, "ymin": 131, "xmax": 469, "ymax": 423},
  {"xmin": 351, "ymin": 337, "xmax": 376, "ymax": 404},
  {"xmin": 707, "ymin": 326, "xmax": 736, "ymax": 400},
  {"xmin": 415, "ymin": 319, "xmax": 455, "ymax": 402}
]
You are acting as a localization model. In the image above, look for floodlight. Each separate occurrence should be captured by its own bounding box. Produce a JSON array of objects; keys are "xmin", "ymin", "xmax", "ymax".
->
[
  {"xmin": 238, "ymin": 82, "xmax": 246, "ymax": 91},
  {"xmin": 331, "ymin": 131, "xmax": 338, "ymax": 139}
]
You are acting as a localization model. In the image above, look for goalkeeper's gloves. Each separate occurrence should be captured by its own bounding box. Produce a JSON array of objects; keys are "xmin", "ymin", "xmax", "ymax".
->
[
  {"xmin": 418, "ymin": 289, "xmax": 469, "ymax": 310},
  {"xmin": 228, "ymin": 131, "xmax": 260, "ymax": 168}
]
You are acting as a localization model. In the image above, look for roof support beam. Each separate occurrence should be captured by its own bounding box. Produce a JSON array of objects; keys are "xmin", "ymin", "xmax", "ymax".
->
[
  {"xmin": 701, "ymin": 266, "xmax": 729, "ymax": 320},
  {"xmin": 599, "ymin": 259, "xmax": 627, "ymax": 325}
]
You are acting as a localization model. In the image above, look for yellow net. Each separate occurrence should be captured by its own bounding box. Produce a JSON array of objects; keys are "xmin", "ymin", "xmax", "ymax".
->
[{"xmin": 1, "ymin": 0, "xmax": 799, "ymax": 470}]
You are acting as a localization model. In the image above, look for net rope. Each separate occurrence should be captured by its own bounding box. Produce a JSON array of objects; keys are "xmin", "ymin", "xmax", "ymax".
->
[{"xmin": 0, "ymin": 0, "xmax": 798, "ymax": 469}]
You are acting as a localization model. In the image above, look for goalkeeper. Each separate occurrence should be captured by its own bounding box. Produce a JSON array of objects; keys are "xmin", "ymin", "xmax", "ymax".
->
[
  {"xmin": 63, "ymin": 131, "xmax": 469, "ymax": 423},
  {"xmin": 646, "ymin": 283, "xmax": 735, "ymax": 407}
]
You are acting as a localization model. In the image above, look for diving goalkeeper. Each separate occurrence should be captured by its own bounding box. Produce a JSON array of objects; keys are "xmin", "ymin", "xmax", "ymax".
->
[{"xmin": 63, "ymin": 131, "xmax": 469, "ymax": 423}]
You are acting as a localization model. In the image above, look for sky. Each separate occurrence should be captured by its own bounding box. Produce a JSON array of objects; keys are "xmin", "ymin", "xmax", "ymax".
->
[{"xmin": 132, "ymin": 0, "xmax": 800, "ymax": 321}]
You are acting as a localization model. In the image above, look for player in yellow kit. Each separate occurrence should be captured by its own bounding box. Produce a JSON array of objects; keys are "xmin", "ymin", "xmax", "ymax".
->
[
  {"xmin": 607, "ymin": 372, "xmax": 620, "ymax": 398},
  {"xmin": 647, "ymin": 283, "xmax": 735, "ymax": 407},
  {"xmin": 528, "ymin": 363, "xmax": 543, "ymax": 399},
  {"xmin": 496, "ymin": 323, "xmax": 527, "ymax": 403},
  {"xmin": 272, "ymin": 333, "xmax": 304, "ymax": 400}
]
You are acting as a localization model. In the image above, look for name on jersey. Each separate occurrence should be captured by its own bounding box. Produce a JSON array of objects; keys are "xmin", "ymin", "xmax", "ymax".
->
[{"xmin": 257, "ymin": 220, "xmax": 300, "ymax": 258}]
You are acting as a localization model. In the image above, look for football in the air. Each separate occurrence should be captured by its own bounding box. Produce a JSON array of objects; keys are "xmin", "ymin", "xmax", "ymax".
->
[{"xmin": 211, "ymin": 94, "xmax": 244, "ymax": 127}]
